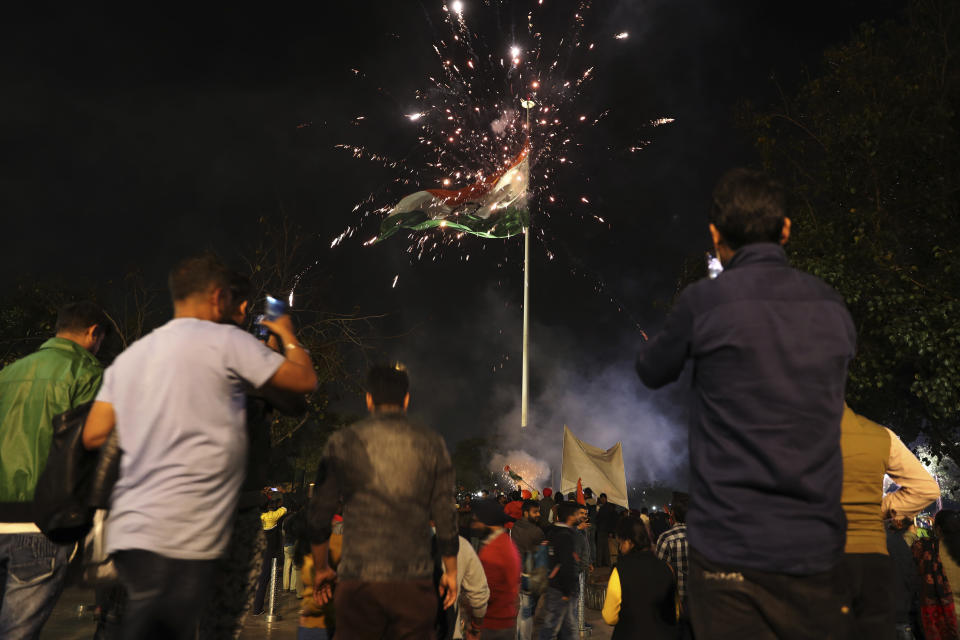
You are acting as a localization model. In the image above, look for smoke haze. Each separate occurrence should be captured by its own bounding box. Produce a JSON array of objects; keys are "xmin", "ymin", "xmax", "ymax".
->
[{"xmin": 395, "ymin": 284, "xmax": 692, "ymax": 494}]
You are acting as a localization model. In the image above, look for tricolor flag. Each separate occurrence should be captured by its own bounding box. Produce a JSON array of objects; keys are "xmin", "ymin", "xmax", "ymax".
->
[{"xmin": 377, "ymin": 145, "xmax": 530, "ymax": 242}]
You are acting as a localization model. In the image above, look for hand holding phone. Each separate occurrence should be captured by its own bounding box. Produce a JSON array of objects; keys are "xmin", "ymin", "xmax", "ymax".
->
[
  {"xmin": 255, "ymin": 295, "xmax": 289, "ymax": 340},
  {"xmin": 265, "ymin": 295, "xmax": 288, "ymax": 320}
]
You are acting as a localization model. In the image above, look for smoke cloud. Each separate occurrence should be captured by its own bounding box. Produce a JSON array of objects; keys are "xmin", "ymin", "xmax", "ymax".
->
[
  {"xmin": 488, "ymin": 328, "xmax": 692, "ymax": 495},
  {"xmin": 394, "ymin": 283, "xmax": 692, "ymax": 499}
]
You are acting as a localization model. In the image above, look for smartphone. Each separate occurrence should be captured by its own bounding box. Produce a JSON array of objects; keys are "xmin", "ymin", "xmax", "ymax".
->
[
  {"xmin": 265, "ymin": 295, "xmax": 288, "ymax": 320},
  {"xmin": 707, "ymin": 252, "xmax": 724, "ymax": 279},
  {"xmin": 254, "ymin": 314, "xmax": 270, "ymax": 340}
]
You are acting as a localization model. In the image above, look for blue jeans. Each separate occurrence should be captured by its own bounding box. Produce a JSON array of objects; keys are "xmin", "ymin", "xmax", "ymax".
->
[
  {"xmin": 297, "ymin": 627, "xmax": 330, "ymax": 640},
  {"xmin": 517, "ymin": 591, "xmax": 536, "ymax": 640},
  {"xmin": 538, "ymin": 588, "xmax": 576, "ymax": 640},
  {"xmin": 0, "ymin": 532, "xmax": 73, "ymax": 640}
]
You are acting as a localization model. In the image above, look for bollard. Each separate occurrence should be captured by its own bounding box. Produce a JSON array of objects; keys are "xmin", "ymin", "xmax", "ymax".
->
[
  {"xmin": 578, "ymin": 571, "xmax": 591, "ymax": 638},
  {"xmin": 265, "ymin": 557, "xmax": 282, "ymax": 623}
]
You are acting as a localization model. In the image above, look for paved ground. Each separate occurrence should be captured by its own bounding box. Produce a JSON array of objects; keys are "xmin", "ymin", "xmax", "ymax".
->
[{"xmin": 42, "ymin": 583, "xmax": 614, "ymax": 639}]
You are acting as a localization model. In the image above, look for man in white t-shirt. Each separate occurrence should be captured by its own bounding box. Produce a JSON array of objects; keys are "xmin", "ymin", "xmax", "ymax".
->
[{"xmin": 82, "ymin": 254, "xmax": 317, "ymax": 640}]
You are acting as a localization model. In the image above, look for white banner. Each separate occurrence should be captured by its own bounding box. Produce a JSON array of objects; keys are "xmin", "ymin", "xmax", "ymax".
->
[{"xmin": 560, "ymin": 425, "xmax": 629, "ymax": 509}]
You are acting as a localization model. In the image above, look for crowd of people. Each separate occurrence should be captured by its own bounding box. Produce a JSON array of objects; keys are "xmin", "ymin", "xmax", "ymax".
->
[{"xmin": 0, "ymin": 167, "xmax": 955, "ymax": 639}]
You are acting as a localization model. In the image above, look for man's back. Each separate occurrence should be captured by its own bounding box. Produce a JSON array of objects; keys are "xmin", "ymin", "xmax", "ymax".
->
[
  {"xmin": 656, "ymin": 523, "xmax": 689, "ymax": 601},
  {"xmin": 321, "ymin": 412, "xmax": 457, "ymax": 582},
  {"xmin": 638, "ymin": 243, "xmax": 856, "ymax": 574},
  {"xmin": 101, "ymin": 318, "xmax": 284, "ymax": 560},
  {"xmin": 0, "ymin": 338, "xmax": 102, "ymax": 507},
  {"xmin": 478, "ymin": 530, "xmax": 521, "ymax": 630}
]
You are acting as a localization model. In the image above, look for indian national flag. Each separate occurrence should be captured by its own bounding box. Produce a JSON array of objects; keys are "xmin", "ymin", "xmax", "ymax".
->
[{"xmin": 377, "ymin": 145, "xmax": 530, "ymax": 242}]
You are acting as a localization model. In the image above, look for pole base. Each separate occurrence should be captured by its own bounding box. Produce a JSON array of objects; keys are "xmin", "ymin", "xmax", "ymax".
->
[{"xmin": 265, "ymin": 614, "xmax": 282, "ymax": 624}]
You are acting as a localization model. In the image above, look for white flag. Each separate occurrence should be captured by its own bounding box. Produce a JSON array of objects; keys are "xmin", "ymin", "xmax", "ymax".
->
[{"xmin": 560, "ymin": 425, "xmax": 629, "ymax": 509}]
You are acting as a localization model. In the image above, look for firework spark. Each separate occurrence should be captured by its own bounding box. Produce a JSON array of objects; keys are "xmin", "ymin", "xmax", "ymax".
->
[{"xmin": 318, "ymin": 0, "xmax": 667, "ymax": 335}]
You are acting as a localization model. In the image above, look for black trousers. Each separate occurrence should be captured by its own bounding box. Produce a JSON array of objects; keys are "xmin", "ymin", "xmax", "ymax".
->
[
  {"xmin": 842, "ymin": 553, "xmax": 895, "ymax": 640},
  {"xmin": 253, "ymin": 526, "xmax": 283, "ymax": 614},
  {"xmin": 114, "ymin": 549, "xmax": 216, "ymax": 640},
  {"xmin": 335, "ymin": 579, "xmax": 438, "ymax": 638},
  {"xmin": 597, "ymin": 528, "xmax": 612, "ymax": 567},
  {"xmin": 688, "ymin": 547, "xmax": 848, "ymax": 640}
]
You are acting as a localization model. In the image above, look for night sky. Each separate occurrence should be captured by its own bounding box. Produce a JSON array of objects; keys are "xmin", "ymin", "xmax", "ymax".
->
[{"xmin": 2, "ymin": 1, "xmax": 906, "ymax": 489}]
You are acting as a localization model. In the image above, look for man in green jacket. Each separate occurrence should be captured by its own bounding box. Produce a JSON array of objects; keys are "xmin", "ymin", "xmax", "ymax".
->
[{"xmin": 0, "ymin": 301, "xmax": 108, "ymax": 640}]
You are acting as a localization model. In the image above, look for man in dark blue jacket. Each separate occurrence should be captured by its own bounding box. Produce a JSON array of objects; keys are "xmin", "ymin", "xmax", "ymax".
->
[
  {"xmin": 539, "ymin": 501, "xmax": 581, "ymax": 640},
  {"xmin": 636, "ymin": 168, "xmax": 856, "ymax": 639}
]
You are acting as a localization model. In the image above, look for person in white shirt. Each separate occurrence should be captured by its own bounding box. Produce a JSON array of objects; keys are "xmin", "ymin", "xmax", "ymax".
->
[{"xmin": 82, "ymin": 254, "xmax": 317, "ymax": 640}]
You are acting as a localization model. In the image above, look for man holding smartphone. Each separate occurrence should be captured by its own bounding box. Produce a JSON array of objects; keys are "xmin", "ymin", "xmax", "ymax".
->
[
  {"xmin": 636, "ymin": 169, "xmax": 856, "ymax": 639},
  {"xmin": 82, "ymin": 254, "xmax": 317, "ymax": 640}
]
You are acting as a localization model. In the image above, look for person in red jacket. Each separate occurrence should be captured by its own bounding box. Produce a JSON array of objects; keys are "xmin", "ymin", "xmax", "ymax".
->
[{"xmin": 471, "ymin": 500, "xmax": 522, "ymax": 640}]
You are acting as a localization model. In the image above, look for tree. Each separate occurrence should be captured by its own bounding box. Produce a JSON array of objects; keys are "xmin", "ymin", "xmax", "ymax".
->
[
  {"xmin": 743, "ymin": 0, "xmax": 960, "ymax": 463},
  {"xmin": 0, "ymin": 214, "xmax": 378, "ymax": 483},
  {"xmin": 241, "ymin": 214, "xmax": 382, "ymax": 479},
  {"xmin": 0, "ymin": 280, "xmax": 78, "ymax": 367},
  {"xmin": 0, "ymin": 273, "xmax": 159, "ymax": 367}
]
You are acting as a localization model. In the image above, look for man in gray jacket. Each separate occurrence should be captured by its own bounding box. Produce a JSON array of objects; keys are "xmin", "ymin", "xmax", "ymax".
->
[{"xmin": 307, "ymin": 364, "xmax": 459, "ymax": 637}]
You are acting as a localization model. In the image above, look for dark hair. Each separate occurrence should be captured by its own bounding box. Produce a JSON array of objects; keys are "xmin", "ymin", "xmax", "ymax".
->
[
  {"xmin": 640, "ymin": 507, "xmax": 649, "ymax": 515},
  {"xmin": 567, "ymin": 492, "xmax": 577, "ymax": 501},
  {"xmin": 365, "ymin": 364, "xmax": 410, "ymax": 406},
  {"xmin": 584, "ymin": 487, "xmax": 593, "ymax": 497},
  {"xmin": 937, "ymin": 510, "xmax": 960, "ymax": 566},
  {"xmin": 709, "ymin": 168, "xmax": 787, "ymax": 251},
  {"xmin": 615, "ymin": 514, "xmax": 651, "ymax": 551},
  {"xmin": 228, "ymin": 271, "xmax": 253, "ymax": 310},
  {"xmin": 521, "ymin": 499, "xmax": 540, "ymax": 515},
  {"xmin": 56, "ymin": 301, "xmax": 110, "ymax": 337},
  {"xmin": 599, "ymin": 493, "xmax": 607, "ymax": 500},
  {"xmin": 672, "ymin": 501, "xmax": 687, "ymax": 524},
  {"xmin": 649, "ymin": 511, "xmax": 671, "ymax": 543},
  {"xmin": 168, "ymin": 253, "xmax": 236, "ymax": 302},
  {"xmin": 510, "ymin": 490, "xmax": 522, "ymax": 502},
  {"xmin": 557, "ymin": 501, "xmax": 580, "ymax": 523}
]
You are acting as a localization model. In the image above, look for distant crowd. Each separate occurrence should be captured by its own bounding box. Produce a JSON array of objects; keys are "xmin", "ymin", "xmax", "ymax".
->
[{"xmin": 0, "ymin": 168, "xmax": 956, "ymax": 640}]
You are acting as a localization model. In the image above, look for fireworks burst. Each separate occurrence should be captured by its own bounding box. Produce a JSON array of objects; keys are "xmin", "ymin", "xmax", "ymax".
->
[
  {"xmin": 328, "ymin": 1, "xmax": 674, "ymax": 264},
  {"xmin": 301, "ymin": 1, "xmax": 669, "ymax": 346},
  {"xmin": 490, "ymin": 450, "xmax": 551, "ymax": 492}
]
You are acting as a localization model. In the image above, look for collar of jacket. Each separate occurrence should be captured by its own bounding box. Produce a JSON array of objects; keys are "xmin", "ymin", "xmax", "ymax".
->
[
  {"xmin": 38, "ymin": 337, "xmax": 99, "ymax": 366},
  {"xmin": 724, "ymin": 243, "xmax": 788, "ymax": 271}
]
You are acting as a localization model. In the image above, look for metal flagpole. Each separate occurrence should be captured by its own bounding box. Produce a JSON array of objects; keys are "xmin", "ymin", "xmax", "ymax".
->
[{"xmin": 520, "ymin": 96, "xmax": 535, "ymax": 428}]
